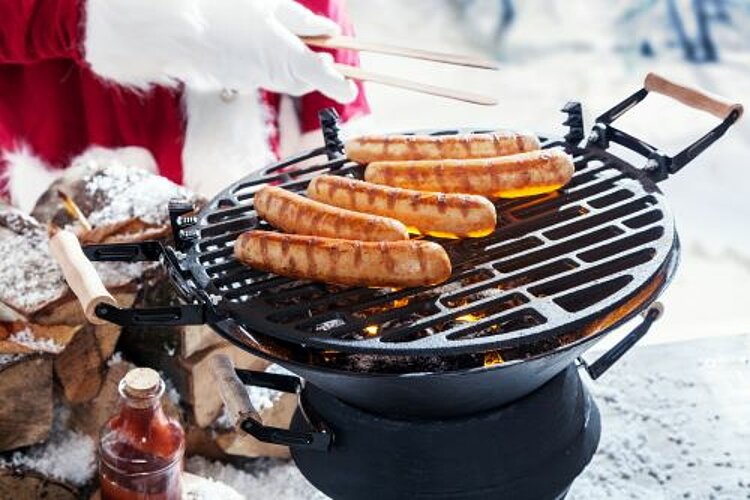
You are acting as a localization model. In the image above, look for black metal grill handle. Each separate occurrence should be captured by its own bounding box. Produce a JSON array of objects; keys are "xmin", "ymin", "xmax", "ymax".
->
[
  {"xmin": 589, "ymin": 73, "xmax": 743, "ymax": 182},
  {"xmin": 210, "ymin": 354, "xmax": 331, "ymax": 451},
  {"xmin": 578, "ymin": 302, "xmax": 664, "ymax": 380}
]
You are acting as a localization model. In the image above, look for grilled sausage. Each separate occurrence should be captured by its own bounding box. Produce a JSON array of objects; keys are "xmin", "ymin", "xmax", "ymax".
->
[
  {"xmin": 307, "ymin": 175, "xmax": 497, "ymax": 238},
  {"xmin": 234, "ymin": 231, "xmax": 452, "ymax": 288},
  {"xmin": 345, "ymin": 132, "xmax": 540, "ymax": 164},
  {"xmin": 254, "ymin": 185, "xmax": 408, "ymax": 242},
  {"xmin": 364, "ymin": 149, "xmax": 575, "ymax": 198}
]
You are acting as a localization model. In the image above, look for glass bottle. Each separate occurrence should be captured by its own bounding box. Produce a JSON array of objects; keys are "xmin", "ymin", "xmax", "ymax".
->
[{"xmin": 99, "ymin": 368, "xmax": 184, "ymax": 500}]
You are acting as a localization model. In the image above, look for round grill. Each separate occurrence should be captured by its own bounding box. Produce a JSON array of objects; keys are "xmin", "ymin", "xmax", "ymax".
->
[{"xmin": 183, "ymin": 132, "xmax": 677, "ymax": 357}]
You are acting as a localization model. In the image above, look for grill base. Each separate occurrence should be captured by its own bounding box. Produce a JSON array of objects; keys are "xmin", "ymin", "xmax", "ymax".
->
[{"xmin": 290, "ymin": 365, "xmax": 600, "ymax": 500}]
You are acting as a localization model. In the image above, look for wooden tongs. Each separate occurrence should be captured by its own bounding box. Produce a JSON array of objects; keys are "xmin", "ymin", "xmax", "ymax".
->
[{"xmin": 301, "ymin": 35, "xmax": 499, "ymax": 106}]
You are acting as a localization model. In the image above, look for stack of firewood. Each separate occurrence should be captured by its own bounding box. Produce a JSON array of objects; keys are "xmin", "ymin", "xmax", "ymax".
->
[{"xmin": 0, "ymin": 157, "xmax": 296, "ymax": 496}]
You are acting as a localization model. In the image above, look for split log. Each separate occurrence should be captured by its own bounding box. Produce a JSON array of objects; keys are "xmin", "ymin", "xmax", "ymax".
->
[
  {"xmin": 185, "ymin": 425, "xmax": 228, "ymax": 461},
  {"xmin": 0, "ymin": 323, "xmax": 80, "ymax": 355},
  {"xmin": 70, "ymin": 360, "xmax": 132, "ymax": 439},
  {"xmin": 0, "ymin": 355, "xmax": 54, "ymax": 451},
  {"xmin": 0, "ymin": 204, "xmax": 142, "ymax": 326},
  {"xmin": 214, "ymin": 429, "xmax": 292, "ymax": 459},
  {"xmin": 0, "ymin": 469, "xmax": 78, "ymax": 500},
  {"xmin": 31, "ymin": 152, "xmax": 202, "ymax": 243},
  {"xmin": 54, "ymin": 326, "xmax": 104, "ymax": 404}
]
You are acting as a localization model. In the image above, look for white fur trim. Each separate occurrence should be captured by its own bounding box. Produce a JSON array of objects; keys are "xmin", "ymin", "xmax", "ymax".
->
[
  {"xmin": 2, "ymin": 147, "xmax": 62, "ymax": 213},
  {"xmin": 69, "ymin": 146, "xmax": 158, "ymax": 174},
  {"xmin": 182, "ymin": 88, "xmax": 275, "ymax": 198}
]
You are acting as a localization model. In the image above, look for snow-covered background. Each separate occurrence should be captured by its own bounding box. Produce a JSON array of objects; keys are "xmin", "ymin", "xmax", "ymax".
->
[{"xmin": 346, "ymin": 0, "xmax": 750, "ymax": 345}]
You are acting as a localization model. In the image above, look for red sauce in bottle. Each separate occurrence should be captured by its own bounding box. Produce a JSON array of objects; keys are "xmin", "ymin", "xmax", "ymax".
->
[{"xmin": 100, "ymin": 368, "xmax": 184, "ymax": 500}]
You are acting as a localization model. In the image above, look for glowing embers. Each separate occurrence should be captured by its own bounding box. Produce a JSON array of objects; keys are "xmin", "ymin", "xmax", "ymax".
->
[
  {"xmin": 483, "ymin": 351, "xmax": 504, "ymax": 367},
  {"xmin": 379, "ymin": 292, "xmax": 533, "ymax": 344},
  {"xmin": 446, "ymin": 309, "xmax": 547, "ymax": 341}
]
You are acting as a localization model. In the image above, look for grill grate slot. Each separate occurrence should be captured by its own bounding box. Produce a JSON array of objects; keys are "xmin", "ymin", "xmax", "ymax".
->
[
  {"xmin": 205, "ymin": 204, "xmax": 252, "ymax": 225},
  {"xmin": 200, "ymin": 217, "xmax": 256, "ymax": 239},
  {"xmin": 495, "ymin": 226, "xmax": 623, "ymax": 273},
  {"xmin": 543, "ymin": 196, "xmax": 657, "ymax": 240},
  {"xmin": 442, "ymin": 259, "xmax": 576, "ymax": 308},
  {"xmin": 529, "ymin": 248, "xmax": 655, "ymax": 298},
  {"xmin": 554, "ymin": 275, "xmax": 634, "ymax": 313},
  {"xmin": 588, "ymin": 189, "xmax": 634, "ymax": 208},
  {"xmin": 577, "ymin": 227, "xmax": 663, "ymax": 263},
  {"xmin": 623, "ymin": 210, "xmax": 664, "ymax": 229},
  {"xmin": 379, "ymin": 293, "xmax": 529, "ymax": 344},
  {"xmin": 510, "ymin": 173, "xmax": 624, "ymax": 219},
  {"xmin": 445, "ymin": 309, "xmax": 547, "ymax": 341}
]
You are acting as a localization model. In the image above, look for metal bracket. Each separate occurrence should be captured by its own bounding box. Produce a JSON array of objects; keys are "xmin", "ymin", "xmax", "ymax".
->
[
  {"xmin": 83, "ymin": 240, "xmax": 165, "ymax": 262},
  {"xmin": 561, "ymin": 101, "xmax": 585, "ymax": 145},
  {"xmin": 586, "ymin": 86, "xmax": 742, "ymax": 182},
  {"xmin": 578, "ymin": 302, "xmax": 663, "ymax": 380},
  {"xmin": 235, "ymin": 369, "xmax": 332, "ymax": 451},
  {"xmin": 169, "ymin": 199, "xmax": 198, "ymax": 251},
  {"xmin": 94, "ymin": 302, "xmax": 208, "ymax": 327},
  {"xmin": 82, "ymin": 239, "xmax": 214, "ymax": 326},
  {"xmin": 319, "ymin": 108, "xmax": 345, "ymax": 160}
]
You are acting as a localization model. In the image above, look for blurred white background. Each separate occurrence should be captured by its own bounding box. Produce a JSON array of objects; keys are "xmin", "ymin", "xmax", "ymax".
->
[{"xmin": 347, "ymin": 0, "xmax": 750, "ymax": 345}]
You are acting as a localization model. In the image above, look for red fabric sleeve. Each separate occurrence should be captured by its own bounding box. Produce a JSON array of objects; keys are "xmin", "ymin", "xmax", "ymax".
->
[
  {"xmin": 0, "ymin": 0, "xmax": 83, "ymax": 63},
  {"xmin": 295, "ymin": 0, "xmax": 371, "ymax": 132}
]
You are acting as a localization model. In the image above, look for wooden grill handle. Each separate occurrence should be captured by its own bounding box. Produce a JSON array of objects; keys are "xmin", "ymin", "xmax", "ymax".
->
[
  {"xmin": 210, "ymin": 354, "xmax": 261, "ymax": 428},
  {"xmin": 48, "ymin": 229, "xmax": 116, "ymax": 325},
  {"xmin": 644, "ymin": 72, "xmax": 743, "ymax": 120}
]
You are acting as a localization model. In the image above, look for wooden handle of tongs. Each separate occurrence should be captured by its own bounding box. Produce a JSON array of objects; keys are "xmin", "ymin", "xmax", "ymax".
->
[
  {"xmin": 210, "ymin": 354, "xmax": 261, "ymax": 428},
  {"xmin": 302, "ymin": 35, "xmax": 498, "ymax": 70},
  {"xmin": 645, "ymin": 72, "xmax": 743, "ymax": 120},
  {"xmin": 334, "ymin": 63, "xmax": 497, "ymax": 106},
  {"xmin": 48, "ymin": 228, "xmax": 116, "ymax": 325}
]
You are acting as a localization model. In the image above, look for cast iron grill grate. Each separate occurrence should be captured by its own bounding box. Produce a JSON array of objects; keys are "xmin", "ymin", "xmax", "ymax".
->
[{"xmin": 182, "ymin": 131, "xmax": 676, "ymax": 356}]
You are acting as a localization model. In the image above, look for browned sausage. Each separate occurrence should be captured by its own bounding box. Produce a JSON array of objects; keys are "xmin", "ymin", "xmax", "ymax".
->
[
  {"xmin": 234, "ymin": 230, "xmax": 452, "ymax": 288},
  {"xmin": 254, "ymin": 185, "xmax": 408, "ymax": 242},
  {"xmin": 345, "ymin": 132, "xmax": 540, "ymax": 164},
  {"xmin": 364, "ymin": 149, "xmax": 575, "ymax": 198},
  {"xmin": 307, "ymin": 175, "xmax": 497, "ymax": 239}
]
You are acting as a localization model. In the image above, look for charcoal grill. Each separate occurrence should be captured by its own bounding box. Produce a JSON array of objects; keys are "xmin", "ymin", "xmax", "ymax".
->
[{"xmin": 60, "ymin": 74, "xmax": 741, "ymax": 438}]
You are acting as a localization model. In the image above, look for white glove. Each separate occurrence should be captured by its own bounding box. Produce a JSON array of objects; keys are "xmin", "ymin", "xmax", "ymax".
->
[{"xmin": 85, "ymin": 0, "xmax": 358, "ymax": 103}]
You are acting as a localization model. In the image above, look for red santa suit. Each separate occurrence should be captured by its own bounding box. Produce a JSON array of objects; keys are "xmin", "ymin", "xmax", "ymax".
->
[{"xmin": 0, "ymin": 0, "xmax": 370, "ymax": 210}]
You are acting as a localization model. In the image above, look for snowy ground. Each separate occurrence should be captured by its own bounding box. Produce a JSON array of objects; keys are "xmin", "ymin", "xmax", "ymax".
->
[{"xmin": 187, "ymin": 333, "xmax": 750, "ymax": 499}]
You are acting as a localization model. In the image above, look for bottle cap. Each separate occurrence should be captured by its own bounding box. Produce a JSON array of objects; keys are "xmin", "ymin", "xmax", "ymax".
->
[{"xmin": 121, "ymin": 367, "xmax": 164, "ymax": 400}]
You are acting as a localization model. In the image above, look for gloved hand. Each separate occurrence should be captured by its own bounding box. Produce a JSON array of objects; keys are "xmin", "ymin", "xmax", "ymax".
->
[{"xmin": 85, "ymin": 0, "xmax": 358, "ymax": 103}]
